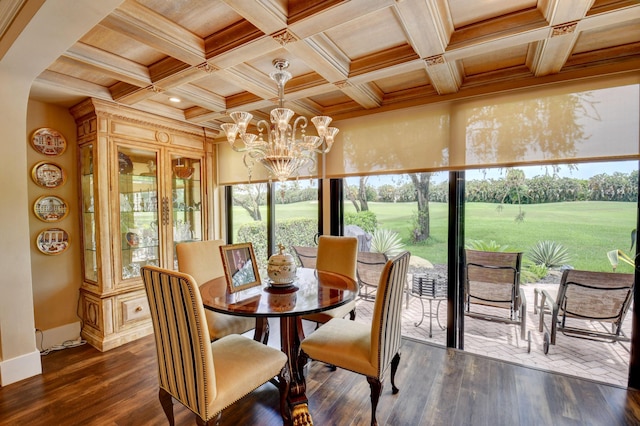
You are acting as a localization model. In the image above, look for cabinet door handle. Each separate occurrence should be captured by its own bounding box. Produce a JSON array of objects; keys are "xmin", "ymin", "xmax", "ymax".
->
[
  {"xmin": 135, "ymin": 306, "xmax": 143, "ymax": 312},
  {"xmin": 162, "ymin": 197, "xmax": 170, "ymax": 226}
]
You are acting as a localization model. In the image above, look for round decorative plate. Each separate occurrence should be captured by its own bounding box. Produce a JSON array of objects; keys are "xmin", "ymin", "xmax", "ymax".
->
[
  {"xmin": 118, "ymin": 152, "xmax": 133, "ymax": 174},
  {"xmin": 33, "ymin": 195, "xmax": 69, "ymax": 223},
  {"xmin": 36, "ymin": 228, "xmax": 70, "ymax": 255},
  {"xmin": 31, "ymin": 161, "xmax": 66, "ymax": 188},
  {"xmin": 30, "ymin": 128, "xmax": 66, "ymax": 156},
  {"xmin": 126, "ymin": 232, "xmax": 140, "ymax": 247}
]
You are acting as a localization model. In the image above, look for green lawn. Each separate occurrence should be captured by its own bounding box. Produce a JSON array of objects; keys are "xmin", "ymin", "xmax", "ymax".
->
[{"xmin": 234, "ymin": 201, "xmax": 637, "ymax": 273}]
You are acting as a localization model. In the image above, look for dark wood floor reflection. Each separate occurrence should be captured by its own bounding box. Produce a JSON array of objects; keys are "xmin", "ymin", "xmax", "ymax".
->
[{"xmin": 1, "ymin": 332, "xmax": 639, "ymax": 425}]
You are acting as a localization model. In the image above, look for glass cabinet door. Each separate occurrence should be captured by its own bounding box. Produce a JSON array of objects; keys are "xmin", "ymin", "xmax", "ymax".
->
[
  {"xmin": 117, "ymin": 146, "xmax": 160, "ymax": 280},
  {"xmin": 170, "ymin": 154, "xmax": 203, "ymax": 268},
  {"xmin": 80, "ymin": 144, "xmax": 97, "ymax": 282}
]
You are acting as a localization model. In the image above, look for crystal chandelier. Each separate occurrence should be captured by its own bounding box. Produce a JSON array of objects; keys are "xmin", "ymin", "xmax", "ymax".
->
[{"xmin": 221, "ymin": 59, "xmax": 338, "ymax": 182}]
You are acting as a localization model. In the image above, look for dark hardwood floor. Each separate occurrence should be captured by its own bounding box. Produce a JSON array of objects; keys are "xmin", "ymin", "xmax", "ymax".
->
[{"xmin": 1, "ymin": 329, "xmax": 640, "ymax": 425}]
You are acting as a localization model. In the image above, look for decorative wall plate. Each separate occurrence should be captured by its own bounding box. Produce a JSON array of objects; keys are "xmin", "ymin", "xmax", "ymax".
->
[
  {"xmin": 118, "ymin": 152, "xmax": 133, "ymax": 174},
  {"xmin": 31, "ymin": 161, "xmax": 66, "ymax": 188},
  {"xmin": 30, "ymin": 127, "xmax": 67, "ymax": 156},
  {"xmin": 126, "ymin": 232, "xmax": 139, "ymax": 247},
  {"xmin": 33, "ymin": 195, "xmax": 69, "ymax": 222},
  {"xmin": 36, "ymin": 228, "xmax": 70, "ymax": 255}
]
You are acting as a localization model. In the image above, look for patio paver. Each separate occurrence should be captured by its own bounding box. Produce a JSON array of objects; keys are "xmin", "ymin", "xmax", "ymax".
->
[{"xmin": 353, "ymin": 281, "xmax": 632, "ymax": 388}]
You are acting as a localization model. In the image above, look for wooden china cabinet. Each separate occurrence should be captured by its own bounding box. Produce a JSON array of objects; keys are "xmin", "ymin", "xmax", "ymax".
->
[{"xmin": 70, "ymin": 98, "xmax": 213, "ymax": 351}]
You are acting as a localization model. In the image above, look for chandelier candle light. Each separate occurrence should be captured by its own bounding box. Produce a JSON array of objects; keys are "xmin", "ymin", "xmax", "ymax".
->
[{"xmin": 221, "ymin": 59, "xmax": 338, "ymax": 182}]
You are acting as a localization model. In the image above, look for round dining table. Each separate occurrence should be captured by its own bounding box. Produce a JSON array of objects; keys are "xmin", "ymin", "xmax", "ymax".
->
[{"xmin": 199, "ymin": 267, "xmax": 357, "ymax": 426}]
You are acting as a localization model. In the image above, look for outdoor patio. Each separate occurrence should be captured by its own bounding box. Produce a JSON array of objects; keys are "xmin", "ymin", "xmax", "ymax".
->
[{"xmin": 352, "ymin": 269, "xmax": 633, "ymax": 388}]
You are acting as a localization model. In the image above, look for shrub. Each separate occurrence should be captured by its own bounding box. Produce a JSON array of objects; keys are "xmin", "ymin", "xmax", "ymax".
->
[
  {"xmin": 465, "ymin": 239, "xmax": 510, "ymax": 252},
  {"xmin": 370, "ymin": 228, "xmax": 405, "ymax": 256},
  {"xmin": 238, "ymin": 218, "xmax": 318, "ymax": 269},
  {"xmin": 520, "ymin": 260, "xmax": 548, "ymax": 283},
  {"xmin": 526, "ymin": 240, "xmax": 571, "ymax": 268},
  {"xmin": 344, "ymin": 210, "xmax": 377, "ymax": 234}
]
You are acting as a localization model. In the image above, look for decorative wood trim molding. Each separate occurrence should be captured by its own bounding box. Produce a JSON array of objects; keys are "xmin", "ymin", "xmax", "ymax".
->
[
  {"xmin": 146, "ymin": 84, "xmax": 163, "ymax": 93},
  {"xmin": 425, "ymin": 55, "xmax": 445, "ymax": 67},
  {"xmin": 197, "ymin": 62, "xmax": 218, "ymax": 73},
  {"xmin": 69, "ymin": 98, "xmax": 210, "ymax": 138},
  {"xmin": 271, "ymin": 29, "xmax": 299, "ymax": 46},
  {"xmin": 551, "ymin": 22, "xmax": 578, "ymax": 37}
]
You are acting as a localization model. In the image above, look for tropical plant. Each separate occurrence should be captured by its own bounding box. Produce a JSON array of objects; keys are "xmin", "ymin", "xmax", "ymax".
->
[
  {"xmin": 526, "ymin": 240, "xmax": 571, "ymax": 268},
  {"xmin": 465, "ymin": 239, "xmax": 510, "ymax": 252},
  {"xmin": 520, "ymin": 259, "xmax": 548, "ymax": 283},
  {"xmin": 370, "ymin": 228, "xmax": 405, "ymax": 256}
]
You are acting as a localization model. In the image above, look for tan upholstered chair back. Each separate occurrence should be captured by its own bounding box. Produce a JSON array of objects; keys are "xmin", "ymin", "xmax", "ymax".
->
[
  {"xmin": 141, "ymin": 265, "xmax": 216, "ymax": 420},
  {"xmin": 176, "ymin": 239, "xmax": 226, "ymax": 285},
  {"xmin": 316, "ymin": 236, "xmax": 358, "ymax": 281},
  {"xmin": 370, "ymin": 251, "xmax": 411, "ymax": 376}
]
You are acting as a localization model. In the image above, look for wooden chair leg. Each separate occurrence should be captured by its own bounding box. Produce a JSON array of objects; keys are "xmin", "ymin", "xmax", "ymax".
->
[
  {"xmin": 195, "ymin": 412, "xmax": 220, "ymax": 426},
  {"xmin": 278, "ymin": 367, "xmax": 291, "ymax": 423},
  {"xmin": 349, "ymin": 308, "xmax": 356, "ymax": 321},
  {"xmin": 390, "ymin": 352, "xmax": 400, "ymax": 394},
  {"xmin": 366, "ymin": 376, "xmax": 383, "ymax": 426},
  {"xmin": 159, "ymin": 388, "xmax": 175, "ymax": 426}
]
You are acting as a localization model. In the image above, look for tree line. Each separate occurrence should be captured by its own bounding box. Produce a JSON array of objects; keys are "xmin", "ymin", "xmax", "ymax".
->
[{"xmin": 349, "ymin": 170, "xmax": 639, "ymax": 205}]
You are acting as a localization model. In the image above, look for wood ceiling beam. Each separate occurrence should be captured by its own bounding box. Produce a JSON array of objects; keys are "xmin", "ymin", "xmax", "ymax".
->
[
  {"xmin": 219, "ymin": 0, "xmax": 287, "ymax": 36},
  {"xmin": 338, "ymin": 81, "xmax": 383, "ymax": 109},
  {"xmin": 287, "ymin": 32, "xmax": 349, "ymax": 82},
  {"xmin": 168, "ymin": 84, "xmax": 226, "ymax": 112},
  {"xmin": 221, "ymin": 63, "xmax": 277, "ymax": 100},
  {"xmin": 287, "ymin": 0, "xmax": 394, "ymax": 39},
  {"xmin": 185, "ymin": 106, "xmax": 227, "ymax": 124},
  {"xmin": 527, "ymin": 22, "xmax": 580, "ymax": 76},
  {"xmin": 539, "ymin": 0, "xmax": 595, "ymax": 25},
  {"xmin": 101, "ymin": 0, "xmax": 205, "ymax": 66},
  {"xmin": 394, "ymin": 0, "xmax": 453, "ymax": 58},
  {"xmin": 110, "ymin": 82, "xmax": 162, "ymax": 105},
  {"xmin": 580, "ymin": 1, "xmax": 640, "ymax": 30},
  {"xmin": 63, "ymin": 42, "xmax": 151, "ymax": 87},
  {"xmin": 394, "ymin": 0, "xmax": 461, "ymax": 94},
  {"xmin": 208, "ymin": 35, "xmax": 281, "ymax": 70},
  {"xmin": 287, "ymin": 98, "xmax": 324, "ymax": 117},
  {"xmin": 35, "ymin": 70, "xmax": 114, "ymax": 100},
  {"xmin": 347, "ymin": 59, "xmax": 425, "ymax": 85},
  {"xmin": 448, "ymin": 8, "xmax": 548, "ymax": 50},
  {"xmin": 423, "ymin": 56, "xmax": 463, "ymax": 95}
]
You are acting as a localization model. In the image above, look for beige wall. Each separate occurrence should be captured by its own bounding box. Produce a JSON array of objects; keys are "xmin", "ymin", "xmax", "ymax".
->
[
  {"xmin": 0, "ymin": 0, "xmax": 123, "ymax": 386},
  {"xmin": 27, "ymin": 101, "xmax": 82, "ymax": 331}
]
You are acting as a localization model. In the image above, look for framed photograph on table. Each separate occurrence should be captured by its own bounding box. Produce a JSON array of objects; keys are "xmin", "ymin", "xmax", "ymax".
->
[
  {"xmin": 220, "ymin": 242, "xmax": 261, "ymax": 293},
  {"xmin": 33, "ymin": 195, "xmax": 69, "ymax": 222},
  {"xmin": 31, "ymin": 161, "xmax": 66, "ymax": 188},
  {"xmin": 30, "ymin": 127, "xmax": 67, "ymax": 156}
]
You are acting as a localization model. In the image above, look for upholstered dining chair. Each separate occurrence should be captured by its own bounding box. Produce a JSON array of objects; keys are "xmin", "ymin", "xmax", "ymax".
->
[
  {"xmin": 302, "ymin": 235, "xmax": 358, "ymax": 325},
  {"xmin": 299, "ymin": 251, "xmax": 411, "ymax": 426},
  {"xmin": 176, "ymin": 239, "xmax": 268, "ymax": 343},
  {"xmin": 141, "ymin": 265, "xmax": 289, "ymax": 426}
]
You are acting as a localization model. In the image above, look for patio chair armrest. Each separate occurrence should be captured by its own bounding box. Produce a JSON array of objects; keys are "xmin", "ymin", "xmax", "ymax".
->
[{"xmin": 538, "ymin": 290, "xmax": 558, "ymax": 335}]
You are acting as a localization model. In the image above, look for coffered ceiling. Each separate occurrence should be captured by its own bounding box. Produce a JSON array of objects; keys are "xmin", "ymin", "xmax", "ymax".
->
[{"xmin": 26, "ymin": 0, "xmax": 640, "ymax": 135}]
